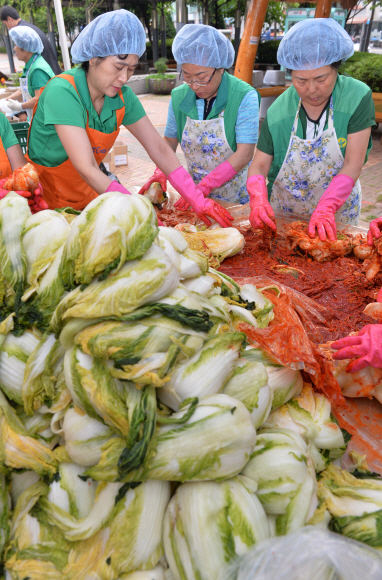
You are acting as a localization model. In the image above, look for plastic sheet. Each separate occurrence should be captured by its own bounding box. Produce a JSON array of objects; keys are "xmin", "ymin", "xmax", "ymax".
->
[
  {"xmin": 219, "ymin": 527, "xmax": 382, "ymax": 580},
  {"xmin": 235, "ymin": 275, "xmax": 345, "ymax": 407}
]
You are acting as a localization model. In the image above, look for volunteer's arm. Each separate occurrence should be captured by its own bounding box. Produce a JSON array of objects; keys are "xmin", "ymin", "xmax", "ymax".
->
[
  {"xmin": 164, "ymin": 135, "xmax": 178, "ymax": 153},
  {"xmin": 55, "ymin": 124, "xmax": 115, "ymax": 194},
  {"xmin": 20, "ymin": 88, "xmax": 42, "ymax": 111},
  {"xmin": 308, "ymin": 127, "xmax": 371, "ymax": 242},
  {"xmin": 127, "ymin": 115, "xmax": 182, "ymax": 175},
  {"xmin": 246, "ymin": 149, "xmax": 276, "ymax": 231},
  {"xmin": 247, "ymin": 149, "xmax": 274, "ymax": 178},
  {"xmin": 9, "ymin": 89, "xmax": 22, "ymax": 100},
  {"xmin": 128, "ymin": 116, "xmax": 233, "ymax": 228},
  {"xmin": 7, "ymin": 89, "xmax": 42, "ymax": 113},
  {"xmin": 6, "ymin": 143, "xmax": 27, "ymax": 171},
  {"xmin": 138, "ymin": 100, "xmax": 178, "ymax": 194}
]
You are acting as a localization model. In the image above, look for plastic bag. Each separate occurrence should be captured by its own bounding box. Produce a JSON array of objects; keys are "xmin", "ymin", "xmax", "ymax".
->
[
  {"xmin": 219, "ymin": 527, "xmax": 382, "ymax": 580},
  {"xmin": 236, "ymin": 275, "xmax": 334, "ymax": 343},
  {"xmin": 235, "ymin": 276, "xmax": 345, "ymax": 407}
]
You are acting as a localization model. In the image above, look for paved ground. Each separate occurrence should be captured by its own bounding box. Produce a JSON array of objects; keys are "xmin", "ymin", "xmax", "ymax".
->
[
  {"xmin": 0, "ymin": 52, "xmax": 24, "ymax": 75},
  {"xmin": 115, "ymin": 93, "xmax": 382, "ymax": 230}
]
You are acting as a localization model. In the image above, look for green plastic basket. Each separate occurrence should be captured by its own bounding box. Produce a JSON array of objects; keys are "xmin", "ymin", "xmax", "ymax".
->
[{"xmin": 11, "ymin": 121, "xmax": 30, "ymax": 155}]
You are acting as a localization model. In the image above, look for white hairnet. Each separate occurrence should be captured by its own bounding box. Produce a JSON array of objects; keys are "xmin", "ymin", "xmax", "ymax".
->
[
  {"xmin": 71, "ymin": 9, "xmax": 146, "ymax": 63},
  {"xmin": 173, "ymin": 24, "xmax": 235, "ymax": 69},
  {"xmin": 10, "ymin": 26, "xmax": 43, "ymax": 54},
  {"xmin": 277, "ymin": 18, "xmax": 354, "ymax": 70}
]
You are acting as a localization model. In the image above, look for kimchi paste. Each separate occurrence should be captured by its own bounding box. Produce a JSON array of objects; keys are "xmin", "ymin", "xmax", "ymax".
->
[{"xmin": 157, "ymin": 204, "xmax": 381, "ymax": 339}]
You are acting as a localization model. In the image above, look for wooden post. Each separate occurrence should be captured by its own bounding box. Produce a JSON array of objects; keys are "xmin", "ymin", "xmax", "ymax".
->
[
  {"xmin": 234, "ymin": 0, "xmax": 270, "ymax": 84},
  {"xmin": 314, "ymin": 0, "xmax": 332, "ymax": 19}
]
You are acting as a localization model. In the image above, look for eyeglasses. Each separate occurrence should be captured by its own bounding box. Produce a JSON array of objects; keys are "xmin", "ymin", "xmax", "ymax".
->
[{"xmin": 180, "ymin": 68, "xmax": 216, "ymax": 87}]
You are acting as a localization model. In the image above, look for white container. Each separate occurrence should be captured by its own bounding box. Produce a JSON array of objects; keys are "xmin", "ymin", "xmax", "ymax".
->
[
  {"xmin": 252, "ymin": 70, "xmax": 264, "ymax": 88},
  {"xmin": 263, "ymin": 70, "xmax": 286, "ymax": 86},
  {"xmin": 259, "ymin": 96, "xmax": 278, "ymax": 119}
]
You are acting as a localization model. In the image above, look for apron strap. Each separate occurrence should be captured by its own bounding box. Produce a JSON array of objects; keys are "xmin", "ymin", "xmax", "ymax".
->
[
  {"xmin": 58, "ymin": 74, "xmax": 125, "ymax": 130},
  {"xmin": 27, "ymin": 73, "xmax": 126, "ymax": 149}
]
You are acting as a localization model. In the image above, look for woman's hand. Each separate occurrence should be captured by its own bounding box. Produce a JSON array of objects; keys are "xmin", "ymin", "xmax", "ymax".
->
[
  {"xmin": 247, "ymin": 175, "xmax": 276, "ymax": 231},
  {"xmin": 332, "ymin": 325, "xmax": 382, "ymax": 372},
  {"xmin": 138, "ymin": 168, "xmax": 167, "ymax": 195},
  {"xmin": 168, "ymin": 166, "xmax": 233, "ymax": 228},
  {"xmin": 368, "ymin": 217, "xmax": 382, "ymax": 246}
]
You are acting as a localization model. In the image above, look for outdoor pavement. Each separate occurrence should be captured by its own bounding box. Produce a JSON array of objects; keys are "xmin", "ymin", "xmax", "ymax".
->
[
  {"xmin": 115, "ymin": 93, "xmax": 382, "ymax": 230},
  {"xmin": 0, "ymin": 52, "xmax": 24, "ymax": 75}
]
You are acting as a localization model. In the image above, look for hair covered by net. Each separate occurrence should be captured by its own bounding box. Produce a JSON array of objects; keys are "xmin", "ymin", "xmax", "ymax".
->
[
  {"xmin": 9, "ymin": 26, "xmax": 43, "ymax": 54},
  {"xmin": 277, "ymin": 18, "xmax": 354, "ymax": 71},
  {"xmin": 219, "ymin": 527, "xmax": 382, "ymax": 580},
  {"xmin": 173, "ymin": 24, "xmax": 235, "ymax": 69},
  {"xmin": 71, "ymin": 9, "xmax": 146, "ymax": 63}
]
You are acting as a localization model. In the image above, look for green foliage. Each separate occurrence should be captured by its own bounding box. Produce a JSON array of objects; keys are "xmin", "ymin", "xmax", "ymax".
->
[
  {"xmin": 340, "ymin": 53, "xmax": 382, "ymax": 92},
  {"xmin": 146, "ymin": 39, "xmax": 174, "ymax": 62},
  {"xmin": 230, "ymin": 38, "xmax": 281, "ymax": 64},
  {"xmin": 160, "ymin": 9, "xmax": 176, "ymax": 39},
  {"xmin": 263, "ymin": 1, "xmax": 287, "ymax": 30},
  {"xmin": 155, "ymin": 57, "xmax": 168, "ymax": 74},
  {"xmin": 255, "ymin": 39, "xmax": 281, "ymax": 64}
]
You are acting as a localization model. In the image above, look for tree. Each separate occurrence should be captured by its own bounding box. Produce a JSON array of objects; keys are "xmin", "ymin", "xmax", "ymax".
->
[{"xmin": 160, "ymin": 7, "xmax": 176, "ymax": 39}]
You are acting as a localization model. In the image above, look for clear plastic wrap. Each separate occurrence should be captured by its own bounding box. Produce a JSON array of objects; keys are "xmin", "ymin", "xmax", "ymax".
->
[
  {"xmin": 219, "ymin": 527, "xmax": 382, "ymax": 580},
  {"xmin": 235, "ymin": 275, "xmax": 346, "ymax": 407}
]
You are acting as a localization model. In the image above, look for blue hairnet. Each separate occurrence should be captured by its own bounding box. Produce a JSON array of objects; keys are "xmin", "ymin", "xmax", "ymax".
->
[
  {"xmin": 10, "ymin": 26, "xmax": 43, "ymax": 54},
  {"xmin": 277, "ymin": 19, "xmax": 354, "ymax": 70},
  {"xmin": 173, "ymin": 24, "xmax": 235, "ymax": 69},
  {"xmin": 71, "ymin": 9, "xmax": 146, "ymax": 63}
]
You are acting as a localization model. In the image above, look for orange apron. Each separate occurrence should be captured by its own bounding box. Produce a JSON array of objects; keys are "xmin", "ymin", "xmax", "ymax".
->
[
  {"xmin": 26, "ymin": 73, "xmax": 125, "ymax": 210},
  {"xmin": 0, "ymin": 135, "xmax": 12, "ymax": 180}
]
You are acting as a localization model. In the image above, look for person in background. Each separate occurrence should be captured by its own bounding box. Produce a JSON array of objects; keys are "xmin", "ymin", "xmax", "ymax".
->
[
  {"xmin": 14, "ymin": 111, "xmax": 28, "ymax": 122},
  {"xmin": 247, "ymin": 19, "xmax": 375, "ymax": 240},
  {"xmin": 140, "ymin": 24, "xmax": 259, "ymax": 209},
  {"xmin": 6, "ymin": 26, "xmax": 54, "ymax": 119},
  {"xmin": 25, "ymin": 9, "xmax": 232, "ymax": 228},
  {"xmin": 0, "ymin": 5, "xmax": 61, "ymax": 75},
  {"xmin": 331, "ymin": 219, "xmax": 382, "ymax": 372}
]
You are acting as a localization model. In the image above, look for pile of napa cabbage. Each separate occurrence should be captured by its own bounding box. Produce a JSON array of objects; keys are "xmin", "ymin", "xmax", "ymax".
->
[{"xmin": 0, "ymin": 191, "xmax": 378, "ymax": 580}]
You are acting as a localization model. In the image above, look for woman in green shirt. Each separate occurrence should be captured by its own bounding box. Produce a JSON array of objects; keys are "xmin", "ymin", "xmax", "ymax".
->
[
  {"xmin": 25, "ymin": 9, "xmax": 232, "ymax": 228},
  {"xmin": 247, "ymin": 19, "xmax": 375, "ymax": 241},
  {"xmin": 7, "ymin": 26, "xmax": 54, "ymax": 119}
]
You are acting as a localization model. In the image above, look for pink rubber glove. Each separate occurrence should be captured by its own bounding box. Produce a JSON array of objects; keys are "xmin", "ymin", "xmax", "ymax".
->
[
  {"xmin": 34, "ymin": 182, "xmax": 43, "ymax": 197},
  {"xmin": 138, "ymin": 168, "xmax": 167, "ymax": 195},
  {"xmin": 106, "ymin": 181, "xmax": 131, "ymax": 195},
  {"xmin": 367, "ymin": 217, "xmax": 382, "ymax": 246},
  {"xmin": 332, "ymin": 324, "xmax": 382, "ymax": 372},
  {"xmin": 308, "ymin": 174, "xmax": 355, "ymax": 242},
  {"xmin": 247, "ymin": 175, "xmax": 276, "ymax": 231},
  {"xmin": 168, "ymin": 166, "xmax": 233, "ymax": 228},
  {"xmin": 175, "ymin": 161, "xmax": 237, "ymax": 211}
]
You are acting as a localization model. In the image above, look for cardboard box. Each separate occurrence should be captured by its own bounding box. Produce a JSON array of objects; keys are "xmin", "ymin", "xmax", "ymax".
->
[
  {"xmin": 102, "ymin": 149, "xmax": 115, "ymax": 173},
  {"xmin": 112, "ymin": 140, "xmax": 128, "ymax": 166}
]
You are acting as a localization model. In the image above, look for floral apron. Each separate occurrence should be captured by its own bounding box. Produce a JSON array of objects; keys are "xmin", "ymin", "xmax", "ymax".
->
[
  {"xmin": 20, "ymin": 54, "xmax": 38, "ymax": 121},
  {"xmin": 181, "ymin": 111, "xmax": 249, "ymax": 204},
  {"xmin": 271, "ymin": 97, "xmax": 361, "ymax": 225}
]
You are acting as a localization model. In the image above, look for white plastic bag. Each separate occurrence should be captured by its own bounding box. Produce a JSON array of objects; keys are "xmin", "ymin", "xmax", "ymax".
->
[{"xmin": 219, "ymin": 527, "xmax": 382, "ymax": 580}]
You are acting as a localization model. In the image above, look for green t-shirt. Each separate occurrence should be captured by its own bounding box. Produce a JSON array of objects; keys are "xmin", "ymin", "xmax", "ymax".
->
[
  {"xmin": 0, "ymin": 112, "xmax": 19, "ymax": 151},
  {"xmin": 258, "ymin": 89, "xmax": 375, "ymax": 156},
  {"xmin": 22, "ymin": 54, "xmax": 54, "ymax": 98},
  {"xmin": 28, "ymin": 67, "xmax": 146, "ymax": 167}
]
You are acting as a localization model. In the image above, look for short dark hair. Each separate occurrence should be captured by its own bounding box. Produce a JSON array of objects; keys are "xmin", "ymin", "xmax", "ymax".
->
[
  {"xmin": 0, "ymin": 5, "xmax": 20, "ymax": 21},
  {"xmin": 287, "ymin": 60, "xmax": 342, "ymax": 76}
]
